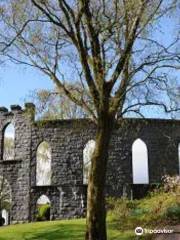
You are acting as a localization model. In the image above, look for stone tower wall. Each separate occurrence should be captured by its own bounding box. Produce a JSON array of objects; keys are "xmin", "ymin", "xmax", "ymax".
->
[
  {"xmin": 0, "ymin": 104, "xmax": 179, "ymax": 222},
  {"xmin": 0, "ymin": 104, "xmax": 33, "ymax": 223}
]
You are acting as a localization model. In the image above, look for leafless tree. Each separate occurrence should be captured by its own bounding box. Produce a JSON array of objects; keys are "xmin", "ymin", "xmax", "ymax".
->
[{"xmin": 0, "ymin": 1, "xmax": 179, "ymax": 239}]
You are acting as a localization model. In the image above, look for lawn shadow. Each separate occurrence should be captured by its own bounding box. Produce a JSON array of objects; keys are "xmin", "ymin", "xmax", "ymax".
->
[{"xmin": 22, "ymin": 222, "xmax": 85, "ymax": 240}]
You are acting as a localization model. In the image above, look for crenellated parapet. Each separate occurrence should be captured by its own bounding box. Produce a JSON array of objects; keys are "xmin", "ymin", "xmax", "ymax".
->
[
  {"xmin": 0, "ymin": 105, "xmax": 22, "ymax": 117},
  {"xmin": 0, "ymin": 102, "xmax": 35, "ymax": 117},
  {"xmin": 0, "ymin": 107, "xmax": 8, "ymax": 113}
]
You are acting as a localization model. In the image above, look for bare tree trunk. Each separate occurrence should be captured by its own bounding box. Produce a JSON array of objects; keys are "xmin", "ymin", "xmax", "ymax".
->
[{"xmin": 85, "ymin": 114, "xmax": 114, "ymax": 240}]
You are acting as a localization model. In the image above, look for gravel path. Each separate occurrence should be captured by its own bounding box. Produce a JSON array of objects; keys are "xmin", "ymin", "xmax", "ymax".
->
[{"xmin": 153, "ymin": 225, "xmax": 180, "ymax": 240}]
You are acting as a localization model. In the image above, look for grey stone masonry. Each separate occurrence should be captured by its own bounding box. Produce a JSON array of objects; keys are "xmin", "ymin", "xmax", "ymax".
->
[{"xmin": 0, "ymin": 103, "xmax": 179, "ymax": 223}]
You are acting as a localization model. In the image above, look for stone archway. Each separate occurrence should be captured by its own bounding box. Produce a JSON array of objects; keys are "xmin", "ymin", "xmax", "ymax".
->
[
  {"xmin": 36, "ymin": 195, "xmax": 51, "ymax": 221},
  {"xmin": 0, "ymin": 176, "xmax": 11, "ymax": 226}
]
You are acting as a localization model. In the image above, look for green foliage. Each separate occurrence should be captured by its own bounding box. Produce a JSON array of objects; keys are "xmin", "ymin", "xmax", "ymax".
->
[
  {"xmin": 27, "ymin": 86, "xmax": 90, "ymax": 121},
  {"xmin": 107, "ymin": 197, "xmax": 138, "ymax": 221},
  {"xmin": 107, "ymin": 176, "xmax": 180, "ymax": 231},
  {"xmin": 36, "ymin": 204, "xmax": 50, "ymax": 221},
  {"xmin": 166, "ymin": 205, "xmax": 180, "ymax": 221}
]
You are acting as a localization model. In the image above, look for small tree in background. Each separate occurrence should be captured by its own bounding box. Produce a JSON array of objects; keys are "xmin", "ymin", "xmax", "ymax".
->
[
  {"xmin": 0, "ymin": 1, "xmax": 179, "ymax": 239},
  {"xmin": 26, "ymin": 85, "xmax": 89, "ymax": 120}
]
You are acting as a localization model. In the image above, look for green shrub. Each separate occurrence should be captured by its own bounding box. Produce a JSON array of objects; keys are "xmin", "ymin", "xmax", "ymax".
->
[
  {"xmin": 165, "ymin": 204, "xmax": 180, "ymax": 221},
  {"xmin": 107, "ymin": 175, "xmax": 180, "ymax": 231},
  {"xmin": 36, "ymin": 204, "xmax": 50, "ymax": 221}
]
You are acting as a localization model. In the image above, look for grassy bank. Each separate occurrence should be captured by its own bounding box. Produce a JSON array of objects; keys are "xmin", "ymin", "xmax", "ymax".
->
[
  {"xmin": 1, "ymin": 176, "xmax": 178, "ymax": 240},
  {"xmin": 0, "ymin": 219, "xmax": 138, "ymax": 240}
]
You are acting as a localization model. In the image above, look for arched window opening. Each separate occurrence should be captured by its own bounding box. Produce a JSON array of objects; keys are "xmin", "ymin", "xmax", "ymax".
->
[
  {"xmin": 83, "ymin": 140, "xmax": 96, "ymax": 184},
  {"xmin": 36, "ymin": 195, "xmax": 50, "ymax": 221},
  {"xmin": 36, "ymin": 141, "xmax": 51, "ymax": 186},
  {"xmin": 3, "ymin": 123, "xmax": 15, "ymax": 160},
  {"xmin": 1, "ymin": 209, "xmax": 9, "ymax": 226},
  {"xmin": 0, "ymin": 176, "xmax": 11, "ymax": 226},
  {"xmin": 132, "ymin": 139, "xmax": 149, "ymax": 184},
  {"xmin": 178, "ymin": 143, "xmax": 180, "ymax": 175}
]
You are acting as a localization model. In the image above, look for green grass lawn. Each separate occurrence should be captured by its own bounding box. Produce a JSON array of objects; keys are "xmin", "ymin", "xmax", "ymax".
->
[{"xmin": 0, "ymin": 219, "xmax": 139, "ymax": 240}]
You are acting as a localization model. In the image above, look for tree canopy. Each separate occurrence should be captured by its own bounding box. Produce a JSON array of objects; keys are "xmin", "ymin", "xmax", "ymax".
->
[{"xmin": 0, "ymin": 1, "xmax": 179, "ymax": 239}]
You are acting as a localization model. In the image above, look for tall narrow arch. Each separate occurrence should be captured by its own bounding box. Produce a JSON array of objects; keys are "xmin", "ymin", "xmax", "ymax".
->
[
  {"xmin": 3, "ymin": 123, "xmax": 15, "ymax": 160},
  {"xmin": 36, "ymin": 141, "xmax": 51, "ymax": 186},
  {"xmin": 132, "ymin": 139, "xmax": 149, "ymax": 184},
  {"xmin": 2, "ymin": 209, "xmax": 9, "ymax": 226},
  {"xmin": 83, "ymin": 140, "xmax": 96, "ymax": 184}
]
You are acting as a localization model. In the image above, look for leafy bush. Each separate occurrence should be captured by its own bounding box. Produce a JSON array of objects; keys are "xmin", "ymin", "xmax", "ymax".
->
[
  {"xmin": 107, "ymin": 197, "xmax": 140, "ymax": 230},
  {"xmin": 36, "ymin": 204, "xmax": 50, "ymax": 221},
  {"xmin": 107, "ymin": 175, "xmax": 180, "ymax": 231},
  {"xmin": 165, "ymin": 204, "xmax": 180, "ymax": 221}
]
